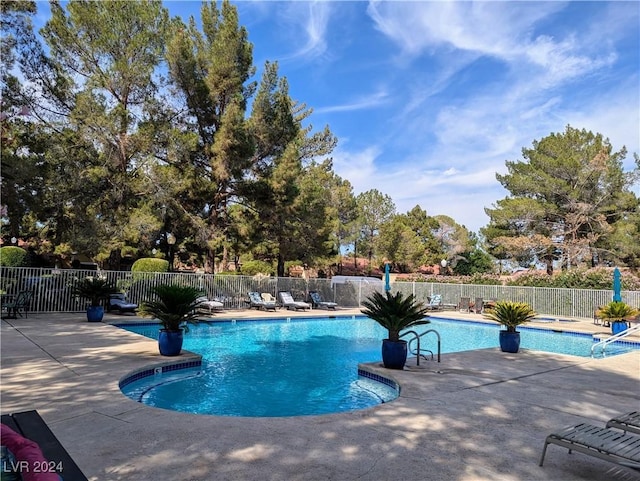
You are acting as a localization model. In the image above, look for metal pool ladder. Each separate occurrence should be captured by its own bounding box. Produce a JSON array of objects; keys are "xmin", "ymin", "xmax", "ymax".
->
[
  {"xmin": 591, "ymin": 324, "xmax": 640, "ymax": 357},
  {"xmin": 402, "ymin": 329, "xmax": 441, "ymax": 365}
]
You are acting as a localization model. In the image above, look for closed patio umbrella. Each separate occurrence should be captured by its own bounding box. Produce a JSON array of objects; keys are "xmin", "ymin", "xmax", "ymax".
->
[
  {"xmin": 384, "ymin": 262, "xmax": 391, "ymax": 292},
  {"xmin": 613, "ymin": 267, "xmax": 622, "ymax": 302}
]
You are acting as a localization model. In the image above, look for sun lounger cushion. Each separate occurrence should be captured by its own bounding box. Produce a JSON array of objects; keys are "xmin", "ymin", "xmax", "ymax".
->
[
  {"xmin": 425, "ymin": 294, "xmax": 443, "ymax": 310},
  {"xmin": 278, "ymin": 292, "xmax": 311, "ymax": 311},
  {"xmin": 108, "ymin": 294, "xmax": 138, "ymax": 313},
  {"xmin": 1, "ymin": 424, "xmax": 61, "ymax": 481},
  {"xmin": 308, "ymin": 291, "xmax": 337, "ymax": 309},
  {"xmin": 1, "ymin": 410, "xmax": 88, "ymax": 480},
  {"xmin": 196, "ymin": 296, "xmax": 224, "ymax": 313},
  {"xmin": 248, "ymin": 292, "xmax": 276, "ymax": 311}
]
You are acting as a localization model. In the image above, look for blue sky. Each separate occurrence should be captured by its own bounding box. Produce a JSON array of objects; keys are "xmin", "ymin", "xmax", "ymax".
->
[{"xmin": 36, "ymin": 1, "xmax": 640, "ymax": 233}]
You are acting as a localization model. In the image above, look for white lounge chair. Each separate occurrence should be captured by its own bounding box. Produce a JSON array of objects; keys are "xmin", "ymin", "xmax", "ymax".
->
[
  {"xmin": 278, "ymin": 291, "xmax": 311, "ymax": 311},
  {"xmin": 261, "ymin": 293, "xmax": 277, "ymax": 303},
  {"xmin": 539, "ymin": 422, "xmax": 640, "ymax": 471}
]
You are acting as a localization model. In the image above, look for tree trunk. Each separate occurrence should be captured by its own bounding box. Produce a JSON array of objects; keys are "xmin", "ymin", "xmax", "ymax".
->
[
  {"xmin": 221, "ymin": 245, "xmax": 229, "ymax": 272},
  {"xmin": 544, "ymin": 256, "xmax": 554, "ymax": 275},
  {"xmin": 277, "ymin": 253, "xmax": 285, "ymax": 278}
]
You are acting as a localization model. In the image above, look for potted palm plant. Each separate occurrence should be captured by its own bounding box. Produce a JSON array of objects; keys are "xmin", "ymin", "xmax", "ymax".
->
[
  {"xmin": 361, "ymin": 291, "xmax": 431, "ymax": 369},
  {"xmin": 596, "ymin": 301, "xmax": 639, "ymax": 335},
  {"xmin": 72, "ymin": 276, "xmax": 119, "ymax": 322},
  {"xmin": 137, "ymin": 284, "xmax": 203, "ymax": 356},
  {"xmin": 483, "ymin": 301, "xmax": 536, "ymax": 353}
]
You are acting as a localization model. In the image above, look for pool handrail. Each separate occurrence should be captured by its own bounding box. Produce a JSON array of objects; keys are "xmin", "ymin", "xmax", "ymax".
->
[
  {"xmin": 402, "ymin": 328, "xmax": 441, "ymax": 364},
  {"xmin": 591, "ymin": 323, "xmax": 640, "ymax": 357}
]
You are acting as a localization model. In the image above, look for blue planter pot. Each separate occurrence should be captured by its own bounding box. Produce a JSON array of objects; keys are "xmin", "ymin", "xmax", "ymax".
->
[
  {"xmin": 86, "ymin": 305, "xmax": 104, "ymax": 322},
  {"xmin": 381, "ymin": 339, "xmax": 408, "ymax": 370},
  {"xmin": 499, "ymin": 330, "xmax": 520, "ymax": 353},
  {"xmin": 158, "ymin": 329, "xmax": 184, "ymax": 356},
  {"xmin": 611, "ymin": 321, "xmax": 628, "ymax": 335}
]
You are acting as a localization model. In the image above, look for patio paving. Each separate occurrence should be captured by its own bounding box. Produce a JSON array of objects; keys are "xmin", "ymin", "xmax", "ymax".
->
[{"xmin": 1, "ymin": 309, "xmax": 639, "ymax": 481}]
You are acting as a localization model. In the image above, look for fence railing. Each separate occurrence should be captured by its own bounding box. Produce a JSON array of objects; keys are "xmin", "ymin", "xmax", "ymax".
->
[{"xmin": 1, "ymin": 266, "xmax": 638, "ymax": 319}]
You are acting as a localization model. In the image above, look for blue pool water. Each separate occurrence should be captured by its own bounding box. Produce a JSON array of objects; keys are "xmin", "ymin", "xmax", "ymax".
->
[{"xmin": 119, "ymin": 316, "xmax": 637, "ymax": 417}]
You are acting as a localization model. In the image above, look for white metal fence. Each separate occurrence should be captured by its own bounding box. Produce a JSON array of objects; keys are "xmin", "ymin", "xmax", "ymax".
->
[{"xmin": 1, "ymin": 266, "xmax": 638, "ymax": 319}]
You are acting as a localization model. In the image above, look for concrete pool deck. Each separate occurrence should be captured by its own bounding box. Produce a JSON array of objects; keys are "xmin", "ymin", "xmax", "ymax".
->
[{"xmin": 1, "ymin": 309, "xmax": 639, "ymax": 481}]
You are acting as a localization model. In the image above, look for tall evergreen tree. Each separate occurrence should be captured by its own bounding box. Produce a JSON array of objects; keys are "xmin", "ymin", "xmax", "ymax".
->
[
  {"xmin": 32, "ymin": 0, "xmax": 169, "ymax": 266},
  {"xmin": 355, "ymin": 189, "xmax": 396, "ymax": 273},
  {"xmin": 244, "ymin": 62, "xmax": 336, "ymax": 276},
  {"xmin": 164, "ymin": 0, "xmax": 255, "ymax": 272},
  {"xmin": 483, "ymin": 125, "xmax": 639, "ymax": 273}
]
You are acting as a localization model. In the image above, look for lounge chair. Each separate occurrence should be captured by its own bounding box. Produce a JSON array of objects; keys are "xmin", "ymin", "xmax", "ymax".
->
[
  {"xmin": 2, "ymin": 410, "xmax": 88, "ymax": 481},
  {"xmin": 248, "ymin": 292, "xmax": 277, "ymax": 311},
  {"xmin": 308, "ymin": 291, "xmax": 337, "ymax": 310},
  {"xmin": 195, "ymin": 296, "xmax": 224, "ymax": 314},
  {"xmin": 539, "ymin": 422, "xmax": 640, "ymax": 471},
  {"xmin": 278, "ymin": 291, "xmax": 311, "ymax": 311},
  {"xmin": 423, "ymin": 294, "xmax": 443, "ymax": 311},
  {"xmin": 607, "ymin": 412, "xmax": 640, "ymax": 435},
  {"xmin": 1, "ymin": 290, "xmax": 33, "ymax": 319},
  {"xmin": 108, "ymin": 293, "xmax": 138, "ymax": 313}
]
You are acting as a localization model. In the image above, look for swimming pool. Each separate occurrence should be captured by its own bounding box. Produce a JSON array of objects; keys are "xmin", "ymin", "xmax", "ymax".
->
[{"xmin": 118, "ymin": 316, "xmax": 639, "ymax": 417}]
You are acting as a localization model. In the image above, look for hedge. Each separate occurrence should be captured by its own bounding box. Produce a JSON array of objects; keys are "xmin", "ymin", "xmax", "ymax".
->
[
  {"xmin": 131, "ymin": 258, "xmax": 169, "ymax": 272},
  {"xmin": 0, "ymin": 246, "xmax": 28, "ymax": 267}
]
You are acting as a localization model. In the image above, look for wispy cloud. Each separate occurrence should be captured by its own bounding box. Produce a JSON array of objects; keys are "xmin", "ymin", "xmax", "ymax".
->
[
  {"xmin": 244, "ymin": 1, "xmax": 638, "ymax": 231},
  {"xmin": 275, "ymin": 1, "xmax": 333, "ymax": 62},
  {"xmin": 366, "ymin": 1, "xmax": 617, "ymax": 90},
  {"xmin": 315, "ymin": 89, "xmax": 389, "ymax": 114}
]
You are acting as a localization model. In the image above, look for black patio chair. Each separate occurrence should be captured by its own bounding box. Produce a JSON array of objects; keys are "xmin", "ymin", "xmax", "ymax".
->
[{"xmin": 1, "ymin": 290, "xmax": 33, "ymax": 319}]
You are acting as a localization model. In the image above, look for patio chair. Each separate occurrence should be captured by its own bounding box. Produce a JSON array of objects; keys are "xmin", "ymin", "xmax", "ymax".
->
[
  {"xmin": 1, "ymin": 290, "xmax": 33, "ymax": 319},
  {"xmin": 607, "ymin": 412, "xmax": 640, "ymax": 435},
  {"xmin": 308, "ymin": 291, "xmax": 337, "ymax": 310},
  {"xmin": 425, "ymin": 294, "xmax": 443, "ymax": 310},
  {"xmin": 458, "ymin": 297, "xmax": 471, "ymax": 312},
  {"xmin": 539, "ymin": 422, "xmax": 640, "ymax": 471},
  {"xmin": 248, "ymin": 292, "xmax": 276, "ymax": 311},
  {"xmin": 593, "ymin": 305, "xmax": 606, "ymax": 326},
  {"xmin": 261, "ymin": 293, "xmax": 277, "ymax": 303},
  {"xmin": 195, "ymin": 296, "xmax": 224, "ymax": 314},
  {"xmin": 278, "ymin": 291, "xmax": 311, "ymax": 311},
  {"xmin": 108, "ymin": 293, "xmax": 138, "ymax": 313}
]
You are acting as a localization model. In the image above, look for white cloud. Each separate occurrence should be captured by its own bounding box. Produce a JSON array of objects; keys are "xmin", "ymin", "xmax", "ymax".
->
[
  {"xmin": 315, "ymin": 89, "xmax": 390, "ymax": 114},
  {"xmin": 332, "ymin": 144, "xmax": 380, "ymax": 193},
  {"xmin": 366, "ymin": 1, "xmax": 564, "ymax": 58},
  {"xmin": 366, "ymin": 1, "xmax": 617, "ymax": 91},
  {"xmin": 275, "ymin": 1, "xmax": 333, "ymax": 62}
]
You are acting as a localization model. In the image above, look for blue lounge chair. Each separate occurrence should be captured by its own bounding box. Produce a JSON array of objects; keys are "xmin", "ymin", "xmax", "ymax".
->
[
  {"xmin": 248, "ymin": 292, "xmax": 276, "ymax": 311},
  {"xmin": 425, "ymin": 294, "xmax": 443, "ymax": 311},
  {"xmin": 108, "ymin": 293, "xmax": 138, "ymax": 313},
  {"xmin": 308, "ymin": 291, "xmax": 337, "ymax": 310}
]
